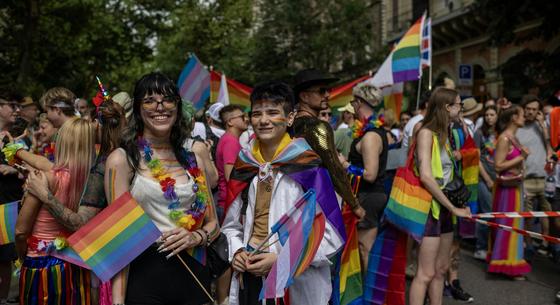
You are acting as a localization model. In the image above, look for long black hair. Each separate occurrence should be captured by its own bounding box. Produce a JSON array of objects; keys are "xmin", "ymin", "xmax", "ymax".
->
[{"xmin": 121, "ymin": 72, "xmax": 190, "ymax": 171}]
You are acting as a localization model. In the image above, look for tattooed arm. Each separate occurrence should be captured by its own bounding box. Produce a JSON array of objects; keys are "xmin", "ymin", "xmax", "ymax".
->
[
  {"xmin": 25, "ymin": 170, "xmax": 101, "ymax": 232},
  {"xmin": 105, "ymin": 149, "xmax": 134, "ymax": 303}
]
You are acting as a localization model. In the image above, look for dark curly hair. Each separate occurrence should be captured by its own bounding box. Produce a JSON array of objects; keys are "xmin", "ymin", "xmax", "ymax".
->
[{"xmin": 121, "ymin": 72, "xmax": 190, "ymax": 171}]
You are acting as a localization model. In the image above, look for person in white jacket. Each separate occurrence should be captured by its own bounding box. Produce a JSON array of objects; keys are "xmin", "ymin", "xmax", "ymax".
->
[{"xmin": 221, "ymin": 81, "xmax": 344, "ymax": 305}]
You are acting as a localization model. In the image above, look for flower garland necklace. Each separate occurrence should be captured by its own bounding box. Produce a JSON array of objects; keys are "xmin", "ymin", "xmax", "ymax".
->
[
  {"xmin": 352, "ymin": 113, "xmax": 385, "ymax": 139},
  {"xmin": 138, "ymin": 137, "xmax": 209, "ymax": 231}
]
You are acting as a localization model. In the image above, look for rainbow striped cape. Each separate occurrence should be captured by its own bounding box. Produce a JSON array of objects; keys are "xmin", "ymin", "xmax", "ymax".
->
[
  {"xmin": 0, "ymin": 201, "xmax": 18, "ymax": 245},
  {"xmin": 260, "ymin": 189, "xmax": 326, "ymax": 299},
  {"xmin": 67, "ymin": 192, "xmax": 161, "ymax": 282}
]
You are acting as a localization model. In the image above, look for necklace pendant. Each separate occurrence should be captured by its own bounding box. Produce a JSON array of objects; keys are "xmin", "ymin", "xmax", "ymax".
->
[{"xmin": 192, "ymin": 183, "xmax": 199, "ymax": 193}]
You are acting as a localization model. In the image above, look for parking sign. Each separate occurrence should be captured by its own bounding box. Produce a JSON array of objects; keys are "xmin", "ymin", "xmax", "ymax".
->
[{"xmin": 458, "ymin": 64, "xmax": 473, "ymax": 86}]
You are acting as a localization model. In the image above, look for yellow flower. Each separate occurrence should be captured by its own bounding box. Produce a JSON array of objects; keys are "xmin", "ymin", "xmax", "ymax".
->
[
  {"xmin": 178, "ymin": 215, "xmax": 196, "ymax": 230},
  {"xmin": 53, "ymin": 237, "xmax": 68, "ymax": 250}
]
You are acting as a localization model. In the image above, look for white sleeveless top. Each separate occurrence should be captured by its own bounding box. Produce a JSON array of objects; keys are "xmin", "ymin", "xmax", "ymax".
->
[{"xmin": 130, "ymin": 172, "xmax": 197, "ymax": 233}]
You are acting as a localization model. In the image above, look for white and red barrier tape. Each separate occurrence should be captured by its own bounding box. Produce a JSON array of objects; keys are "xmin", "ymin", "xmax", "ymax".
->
[
  {"xmin": 466, "ymin": 217, "xmax": 560, "ymax": 244},
  {"xmin": 472, "ymin": 211, "xmax": 560, "ymax": 219}
]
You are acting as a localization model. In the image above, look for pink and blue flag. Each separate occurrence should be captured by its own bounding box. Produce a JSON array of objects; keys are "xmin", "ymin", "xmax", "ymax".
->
[
  {"xmin": 260, "ymin": 189, "xmax": 326, "ymax": 300},
  {"xmin": 177, "ymin": 54, "xmax": 211, "ymax": 111}
]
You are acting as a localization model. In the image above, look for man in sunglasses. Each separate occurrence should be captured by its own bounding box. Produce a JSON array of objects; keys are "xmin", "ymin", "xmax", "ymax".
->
[{"xmin": 291, "ymin": 68, "xmax": 365, "ymax": 220}]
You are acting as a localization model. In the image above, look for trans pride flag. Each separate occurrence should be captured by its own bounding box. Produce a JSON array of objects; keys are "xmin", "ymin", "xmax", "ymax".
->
[
  {"xmin": 366, "ymin": 13, "xmax": 426, "ymax": 88},
  {"xmin": 67, "ymin": 192, "xmax": 160, "ymax": 282},
  {"xmin": 177, "ymin": 54, "xmax": 211, "ymax": 111},
  {"xmin": 0, "ymin": 201, "xmax": 18, "ymax": 245},
  {"xmin": 260, "ymin": 190, "xmax": 326, "ymax": 300}
]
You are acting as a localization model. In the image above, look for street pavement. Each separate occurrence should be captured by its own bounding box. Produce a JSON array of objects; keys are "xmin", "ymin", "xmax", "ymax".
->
[{"xmin": 442, "ymin": 248, "xmax": 560, "ymax": 305}]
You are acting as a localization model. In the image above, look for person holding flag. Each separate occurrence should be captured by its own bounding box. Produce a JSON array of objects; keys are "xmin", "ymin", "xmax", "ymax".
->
[{"xmin": 222, "ymin": 81, "xmax": 344, "ymax": 305}]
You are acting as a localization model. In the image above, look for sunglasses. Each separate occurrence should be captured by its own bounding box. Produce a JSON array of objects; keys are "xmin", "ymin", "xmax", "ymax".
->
[
  {"xmin": 319, "ymin": 112, "xmax": 333, "ymax": 117},
  {"xmin": 0, "ymin": 102, "xmax": 20, "ymax": 110},
  {"xmin": 305, "ymin": 87, "xmax": 329, "ymax": 95},
  {"xmin": 141, "ymin": 96, "xmax": 179, "ymax": 111}
]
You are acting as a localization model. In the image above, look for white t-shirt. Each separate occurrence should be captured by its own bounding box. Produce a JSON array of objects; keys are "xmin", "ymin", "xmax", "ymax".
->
[
  {"xmin": 337, "ymin": 123, "xmax": 349, "ymax": 130},
  {"xmin": 191, "ymin": 122, "xmax": 206, "ymax": 140},
  {"xmin": 210, "ymin": 125, "xmax": 225, "ymax": 138},
  {"xmin": 402, "ymin": 114, "xmax": 424, "ymax": 149}
]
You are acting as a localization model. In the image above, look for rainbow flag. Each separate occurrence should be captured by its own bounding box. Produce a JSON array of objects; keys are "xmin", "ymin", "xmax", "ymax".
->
[
  {"xmin": 382, "ymin": 82, "xmax": 404, "ymax": 118},
  {"xmin": 51, "ymin": 246, "xmax": 91, "ymax": 270},
  {"xmin": 338, "ymin": 206, "xmax": 362, "ymax": 305},
  {"xmin": 67, "ymin": 192, "xmax": 161, "ymax": 282},
  {"xmin": 177, "ymin": 54, "xmax": 211, "ymax": 111},
  {"xmin": 210, "ymin": 70, "xmax": 252, "ymax": 107},
  {"xmin": 261, "ymin": 190, "xmax": 326, "ymax": 300},
  {"xmin": 366, "ymin": 13, "xmax": 426, "ymax": 88},
  {"xmin": 0, "ymin": 201, "xmax": 18, "ymax": 245},
  {"xmin": 329, "ymin": 75, "xmax": 370, "ymax": 108}
]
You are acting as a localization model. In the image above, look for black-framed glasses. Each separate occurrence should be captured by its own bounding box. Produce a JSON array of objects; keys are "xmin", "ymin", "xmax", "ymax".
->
[
  {"xmin": 305, "ymin": 87, "xmax": 329, "ymax": 95},
  {"xmin": 141, "ymin": 96, "xmax": 179, "ymax": 111},
  {"xmin": 0, "ymin": 102, "xmax": 20, "ymax": 110}
]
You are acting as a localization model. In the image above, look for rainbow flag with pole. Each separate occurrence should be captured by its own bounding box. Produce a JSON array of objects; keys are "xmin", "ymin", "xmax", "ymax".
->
[
  {"xmin": 337, "ymin": 206, "xmax": 363, "ymax": 305},
  {"xmin": 366, "ymin": 13, "xmax": 426, "ymax": 88},
  {"xmin": 177, "ymin": 54, "xmax": 211, "ymax": 111},
  {"xmin": 329, "ymin": 75, "xmax": 370, "ymax": 108},
  {"xmin": 260, "ymin": 189, "xmax": 326, "ymax": 300},
  {"xmin": 210, "ymin": 70, "xmax": 252, "ymax": 107},
  {"xmin": 0, "ymin": 201, "xmax": 18, "ymax": 245},
  {"xmin": 67, "ymin": 192, "xmax": 161, "ymax": 282}
]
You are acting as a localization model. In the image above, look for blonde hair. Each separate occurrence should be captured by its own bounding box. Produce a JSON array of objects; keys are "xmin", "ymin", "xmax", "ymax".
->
[
  {"xmin": 383, "ymin": 108, "xmax": 396, "ymax": 128},
  {"xmin": 53, "ymin": 118, "xmax": 95, "ymax": 211},
  {"xmin": 38, "ymin": 113, "xmax": 51, "ymax": 125},
  {"xmin": 40, "ymin": 87, "xmax": 76, "ymax": 116}
]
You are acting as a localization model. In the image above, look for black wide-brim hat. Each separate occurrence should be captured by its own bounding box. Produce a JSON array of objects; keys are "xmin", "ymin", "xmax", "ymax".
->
[{"xmin": 293, "ymin": 68, "xmax": 339, "ymax": 94}]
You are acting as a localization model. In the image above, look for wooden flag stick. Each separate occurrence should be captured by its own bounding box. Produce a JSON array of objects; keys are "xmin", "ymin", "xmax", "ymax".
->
[
  {"xmin": 250, "ymin": 238, "xmax": 279, "ymax": 256},
  {"xmin": 176, "ymin": 254, "xmax": 214, "ymax": 303}
]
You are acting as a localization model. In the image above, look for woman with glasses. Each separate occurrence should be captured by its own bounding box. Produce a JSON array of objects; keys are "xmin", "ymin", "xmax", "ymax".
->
[
  {"xmin": 105, "ymin": 72, "xmax": 219, "ymax": 305},
  {"xmin": 409, "ymin": 87, "xmax": 471, "ymax": 305}
]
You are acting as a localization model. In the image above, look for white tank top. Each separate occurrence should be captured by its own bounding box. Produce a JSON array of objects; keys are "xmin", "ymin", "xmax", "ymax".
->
[{"xmin": 130, "ymin": 173, "xmax": 197, "ymax": 233}]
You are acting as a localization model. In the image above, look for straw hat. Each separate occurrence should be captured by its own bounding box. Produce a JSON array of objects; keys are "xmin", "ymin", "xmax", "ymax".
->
[{"xmin": 462, "ymin": 97, "xmax": 483, "ymax": 116}]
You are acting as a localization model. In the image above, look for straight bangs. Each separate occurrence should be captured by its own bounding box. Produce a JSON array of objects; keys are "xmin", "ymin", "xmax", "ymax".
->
[{"xmin": 54, "ymin": 118, "xmax": 96, "ymax": 211}]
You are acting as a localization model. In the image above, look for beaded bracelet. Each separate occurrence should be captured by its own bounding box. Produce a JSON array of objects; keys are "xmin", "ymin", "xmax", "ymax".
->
[
  {"xmin": 201, "ymin": 228, "xmax": 211, "ymax": 247},
  {"xmin": 346, "ymin": 164, "xmax": 364, "ymax": 176},
  {"xmin": 192, "ymin": 230, "xmax": 204, "ymax": 247}
]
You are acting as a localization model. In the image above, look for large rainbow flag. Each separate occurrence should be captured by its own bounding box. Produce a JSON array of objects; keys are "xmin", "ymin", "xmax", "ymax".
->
[
  {"xmin": 366, "ymin": 13, "xmax": 426, "ymax": 88},
  {"xmin": 67, "ymin": 192, "xmax": 161, "ymax": 282},
  {"xmin": 260, "ymin": 190, "xmax": 326, "ymax": 300},
  {"xmin": 177, "ymin": 54, "xmax": 211, "ymax": 111},
  {"xmin": 329, "ymin": 75, "xmax": 370, "ymax": 108},
  {"xmin": 210, "ymin": 70, "xmax": 252, "ymax": 107},
  {"xmin": 382, "ymin": 82, "xmax": 404, "ymax": 118},
  {"xmin": 0, "ymin": 201, "xmax": 18, "ymax": 245}
]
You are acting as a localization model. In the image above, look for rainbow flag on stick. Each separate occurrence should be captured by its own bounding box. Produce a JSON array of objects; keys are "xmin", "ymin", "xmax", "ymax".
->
[
  {"xmin": 366, "ymin": 13, "xmax": 426, "ymax": 88},
  {"xmin": 210, "ymin": 71, "xmax": 252, "ymax": 107},
  {"xmin": 260, "ymin": 190, "xmax": 326, "ymax": 300},
  {"xmin": 0, "ymin": 201, "xmax": 18, "ymax": 245},
  {"xmin": 67, "ymin": 192, "xmax": 161, "ymax": 282},
  {"xmin": 329, "ymin": 75, "xmax": 370, "ymax": 108},
  {"xmin": 338, "ymin": 206, "xmax": 362, "ymax": 305}
]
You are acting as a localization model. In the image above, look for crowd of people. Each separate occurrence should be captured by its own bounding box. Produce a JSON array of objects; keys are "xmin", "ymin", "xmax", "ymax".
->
[{"xmin": 0, "ymin": 69, "xmax": 559, "ymax": 305}]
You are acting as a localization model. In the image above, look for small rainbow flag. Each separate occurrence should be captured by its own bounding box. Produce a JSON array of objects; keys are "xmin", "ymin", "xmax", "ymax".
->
[
  {"xmin": 338, "ymin": 206, "xmax": 362, "ymax": 305},
  {"xmin": 67, "ymin": 192, "xmax": 161, "ymax": 282},
  {"xmin": 210, "ymin": 71, "xmax": 252, "ymax": 107},
  {"xmin": 0, "ymin": 201, "xmax": 18, "ymax": 245},
  {"xmin": 177, "ymin": 54, "xmax": 211, "ymax": 111},
  {"xmin": 260, "ymin": 190, "xmax": 326, "ymax": 300},
  {"xmin": 366, "ymin": 13, "xmax": 426, "ymax": 88},
  {"xmin": 382, "ymin": 82, "xmax": 404, "ymax": 118},
  {"xmin": 329, "ymin": 75, "xmax": 370, "ymax": 108}
]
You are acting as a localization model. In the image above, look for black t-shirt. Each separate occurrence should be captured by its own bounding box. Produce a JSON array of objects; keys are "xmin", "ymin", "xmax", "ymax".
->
[{"xmin": 0, "ymin": 150, "xmax": 24, "ymax": 205}]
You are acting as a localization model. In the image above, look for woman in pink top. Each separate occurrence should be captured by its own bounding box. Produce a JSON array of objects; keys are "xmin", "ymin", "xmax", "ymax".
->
[{"xmin": 15, "ymin": 118, "xmax": 96, "ymax": 304}]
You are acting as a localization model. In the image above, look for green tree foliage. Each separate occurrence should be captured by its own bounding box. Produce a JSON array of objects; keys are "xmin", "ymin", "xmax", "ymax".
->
[
  {"xmin": 1, "ymin": 0, "xmax": 383, "ymax": 99},
  {"xmin": 0, "ymin": 0, "xmax": 175, "ymax": 98}
]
